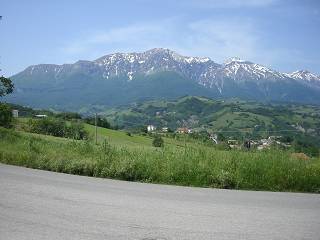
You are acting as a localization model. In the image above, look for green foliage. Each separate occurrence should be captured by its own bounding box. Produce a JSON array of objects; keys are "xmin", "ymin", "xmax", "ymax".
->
[
  {"xmin": 217, "ymin": 133, "xmax": 226, "ymax": 142},
  {"xmin": 126, "ymin": 132, "xmax": 132, "ymax": 137},
  {"xmin": 293, "ymin": 139, "xmax": 320, "ymax": 157},
  {"xmin": 65, "ymin": 121, "xmax": 88, "ymax": 140},
  {"xmin": 28, "ymin": 118, "xmax": 64, "ymax": 137},
  {"xmin": 152, "ymin": 135, "xmax": 164, "ymax": 147},
  {"xmin": 0, "ymin": 103, "xmax": 13, "ymax": 128},
  {"xmin": 56, "ymin": 112, "xmax": 82, "ymax": 120},
  {"xmin": 28, "ymin": 118, "xmax": 88, "ymax": 140},
  {"xmin": 85, "ymin": 116, "xmax": 111, "ymax": 129},
  {"xmin": 0, "ymin": 76, "xmax": 14, "ymax": 97}
]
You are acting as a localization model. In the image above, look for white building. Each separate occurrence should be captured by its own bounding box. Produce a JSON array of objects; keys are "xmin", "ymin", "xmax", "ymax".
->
[
  {"xmin": 34, "ymin": 114, "xmax": 48, "ymax": 118},
  {"xmin": 162, "ymin": 127, "xmax": 168, "ymax": 132},
  {"xmin": 147, "ymin": 125, "xmax": 156, "ymax": 132},
  {"xmin": 12, "ymin": 109, "xmax": 19, "ymax": 118}
]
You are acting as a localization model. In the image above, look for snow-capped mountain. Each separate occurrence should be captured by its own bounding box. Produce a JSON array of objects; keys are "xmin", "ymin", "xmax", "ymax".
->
[
  {"xmin": 20, "ymin": 48, "xmax": 318, "ymax": 89},
  {"xmin": 287, "ymin": 70, "xmax": 320, "ymax": 81},
  {"xmin": 222, "ymin": 57, "xmax": 287, "ymax": 81},
  {"xmin": 286, "ymin": 70, "xmax": 320, "ymax": 88},
  {"xmin": 8, "ymin": 48, "xmax": 320, "ymax": 110},
  {"xmin": 94, "ymin": 48, "xmax": 217, "ymax": 81}
]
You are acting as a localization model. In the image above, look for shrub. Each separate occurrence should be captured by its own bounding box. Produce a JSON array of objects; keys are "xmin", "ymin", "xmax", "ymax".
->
[
  {"xmin": 56, "ymin": 112, "xmax": 82, "ymax": 120},
  {"xmin": 28, "ymin": 118, "xmax": 88, "ymax": 140},
  {"xmin": 28, "ymin": 118, "xmax": 65, "ymax": 137},
  {"xmin": 0, "ymin": 103, "xmax": 13, "ymax": 128},
  {"xmin": 65, "ymin": 121, "xmax": 88, "ymax": 140},
  {"xmin": 126, "ymin": 132, "xmax": 132, "ymax": 137},
  {"xmin": 152, "ymin": 135, "xmax": 164, "ymax": 147}
]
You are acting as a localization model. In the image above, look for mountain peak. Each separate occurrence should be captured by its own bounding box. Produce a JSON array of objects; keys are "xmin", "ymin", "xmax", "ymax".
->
[
  {"xmin": 145, "ymin": 47, "xmax": 172, "ymax": 54},
  {"xmin": 224, "ymin": 57, "xmax": 247, "ymax": 65},
  {"xmin": 288, "ymin": 70, "xmax": 320, "ymax": 82}
]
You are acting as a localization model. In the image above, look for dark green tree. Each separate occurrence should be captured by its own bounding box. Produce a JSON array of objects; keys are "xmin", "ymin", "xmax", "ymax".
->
[
  {"xmin": 152, "ymin": 135, "xmax": 164, "ymax": 148},
  {"xmin": 0, "ymin": 76, "xmax": 14, "ymax": 128},
  {"xmin": 0, "ymin": 76, "xmax": 14, "ymax": 97},
  {"xmin": 217, "ymin": 133, "xmax": 226, "ymax": 142},
  {"xmin": 84, "ymin": 116, "xmax": 111, "ymax": 129},
  {"xmin": 0, "ymin": 103, "xmax": 13, "ymax": 128}
]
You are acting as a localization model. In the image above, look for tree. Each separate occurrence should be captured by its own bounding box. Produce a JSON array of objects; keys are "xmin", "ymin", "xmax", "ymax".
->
[
  {"xmin": 152, "ymin": 135, "xmax": 164, "ymax": 148},
  {"xmin": 217, "ymin": 133, "xmax": 226, "ymax": 142},
  {"xmin": 0, "ymin": 103, "xmax": 13, "ymax": 128},
  {"xmin": 0, "ymin": 76, "xmax": 14, "ymax": 128},
  {"xmin": 0, "ymin": 76, "xmax": 14, "ymax": 97},
  {"xmin": 84, "ymin": 116, "xmax": 111, "ymax": 129}
]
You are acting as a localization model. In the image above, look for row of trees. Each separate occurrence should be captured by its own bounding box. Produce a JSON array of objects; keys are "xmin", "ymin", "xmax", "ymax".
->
[{"xmin": 84, "ymin": 116, "xmax": 111, "ymax": 129}]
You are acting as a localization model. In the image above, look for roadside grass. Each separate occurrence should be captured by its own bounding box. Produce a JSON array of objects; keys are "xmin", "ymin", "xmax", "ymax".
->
[{"xmin": 0, "ymin": 127, "xmax": 319, "ymax": 193}]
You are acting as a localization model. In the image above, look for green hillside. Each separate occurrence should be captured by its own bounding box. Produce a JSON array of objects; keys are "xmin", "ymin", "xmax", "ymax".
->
[
  {"xmin": 14, "ymin": 117, "xmax": 201, "ymax": 151},
  {"xmin": 8, "ymin": 71, "xmax": 216, "ymax": 112},
  {"xmin": 84, "ymin": 123, "xmax": 198, "ymax": 150},
  {"xmin": 103, "ymin": 96, "xmax": 320, "ymax": 143}
]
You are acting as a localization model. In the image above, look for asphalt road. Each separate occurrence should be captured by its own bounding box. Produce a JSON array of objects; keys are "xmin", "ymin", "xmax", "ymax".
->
[{"xmin": 0, "ymin": 164, "xmax": 319, "ymax": 240}]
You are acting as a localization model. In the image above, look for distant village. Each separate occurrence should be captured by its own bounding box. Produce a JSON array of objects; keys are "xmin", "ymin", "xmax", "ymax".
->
[{"xmin": 146, "ymin": 124, "xmax": 291, "ymax": 151}]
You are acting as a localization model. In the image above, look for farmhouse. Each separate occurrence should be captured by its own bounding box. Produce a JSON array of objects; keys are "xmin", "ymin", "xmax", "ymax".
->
[
  {"xmin": 147, "ymin": 125, "xmax": 156, "ymax": 132},
  {"xmin": 176, "ymin": 127, "xmax": 192, "ymax": 134}
]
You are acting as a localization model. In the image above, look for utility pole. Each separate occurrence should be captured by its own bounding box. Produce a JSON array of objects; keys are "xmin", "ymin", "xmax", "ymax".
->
[{"xmin": 95, "ymin": 113, "xmax": 98, "ymax": 145}]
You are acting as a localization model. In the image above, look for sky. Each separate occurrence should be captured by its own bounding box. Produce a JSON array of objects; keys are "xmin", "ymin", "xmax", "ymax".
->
[{"xmin": 1, "ymin": 0, "xmax": 320, "ymax": 76}]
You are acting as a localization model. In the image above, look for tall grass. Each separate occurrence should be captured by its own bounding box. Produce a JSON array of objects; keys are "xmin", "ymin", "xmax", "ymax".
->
[{"xmin": 0, "ymin": 127, "xmax": 319, "ymax": 193}]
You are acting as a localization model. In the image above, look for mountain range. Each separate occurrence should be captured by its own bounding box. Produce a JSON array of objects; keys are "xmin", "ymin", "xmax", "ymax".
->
[{"xmin": 6, "ymin": 48, "xmax": 320, "ymax": 111}]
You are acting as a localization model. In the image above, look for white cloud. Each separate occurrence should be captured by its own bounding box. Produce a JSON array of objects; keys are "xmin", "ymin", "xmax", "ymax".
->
[
  {"xmin": 61, "ymin": 17, "xmax": 261, "ymax": 62},
  {"xmin": 60, "ymin": 15, "xmax": 301, "ymax": 72},
  {"xmin": 61, "ymin": 20, "xmax": 177, "ymax": 57},
  {"xmin": 180, "ymin": 19, "xmax": 260, "ymax": 62}
]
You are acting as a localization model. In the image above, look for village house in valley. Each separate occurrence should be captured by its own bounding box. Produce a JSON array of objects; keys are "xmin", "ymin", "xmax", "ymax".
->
[{"xmin": 147, "ymin": 125, "xmax": 156, "ymax": 132}]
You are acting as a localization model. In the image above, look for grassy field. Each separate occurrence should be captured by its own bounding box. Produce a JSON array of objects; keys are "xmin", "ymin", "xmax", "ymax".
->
[
  {"xmin": 1, "ymin": 126, "xmax": 320, "ymax": 193},
  {"xmin": 84, "ymin": 123, "xmax": 204, "ymax": 150},
  {"xmin": 16, "ymin": 117, "xmax": 195, "ymax": 150}
]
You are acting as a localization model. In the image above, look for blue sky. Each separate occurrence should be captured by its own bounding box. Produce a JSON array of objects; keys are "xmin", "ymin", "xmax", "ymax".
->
[{"xmin": 1, "ymin": 0, "xmax": 320, "ymax": 76}]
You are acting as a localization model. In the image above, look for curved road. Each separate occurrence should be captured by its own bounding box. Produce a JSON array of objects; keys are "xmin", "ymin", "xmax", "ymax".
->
[{"xmin": 0, "ymin": 163, "xmax": 319, "ymax": 240}]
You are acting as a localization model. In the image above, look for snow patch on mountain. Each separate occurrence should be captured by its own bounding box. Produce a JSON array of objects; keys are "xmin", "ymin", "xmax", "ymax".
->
[{"xmin": 287, "ymin": 70, "xmax": 320, "ymax": 82}]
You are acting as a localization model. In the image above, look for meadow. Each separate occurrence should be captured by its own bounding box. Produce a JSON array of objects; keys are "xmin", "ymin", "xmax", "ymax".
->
[{"xmin": 1, "ymin": 126, "xmax": 319, "ymax": 193}]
